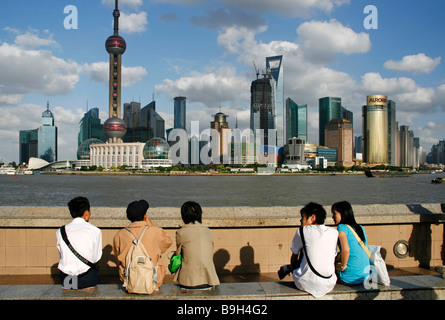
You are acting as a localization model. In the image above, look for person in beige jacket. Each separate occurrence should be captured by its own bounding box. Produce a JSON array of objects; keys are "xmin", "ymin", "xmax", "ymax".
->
[
  {"xmin": 173, "ymin": 201, "xmax": 220, "ymax": 289},
  {"xmin": 113, "ymin": 200, "xmax": 172, "ymax": 290}
]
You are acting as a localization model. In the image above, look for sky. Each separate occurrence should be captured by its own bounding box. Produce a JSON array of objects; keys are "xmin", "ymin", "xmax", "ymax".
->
[{"xmin": 0, "ymin": 0, "xmax": 444, "ymax": 164}]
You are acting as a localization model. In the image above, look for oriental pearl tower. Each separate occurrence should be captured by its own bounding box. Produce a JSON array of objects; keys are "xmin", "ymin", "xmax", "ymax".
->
[{"xmin": 103, "ymin": 0, "xmax": 127, "ymax": 143}]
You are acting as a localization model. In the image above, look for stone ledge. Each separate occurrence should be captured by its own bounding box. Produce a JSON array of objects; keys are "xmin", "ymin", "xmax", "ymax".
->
[
  {"xmin": 1, "ymin": 275, "xmax": 444, "ymax": 300},
  {"xmin": 0, "ymin": 203, "xmax": 444, "ymax": 228}
]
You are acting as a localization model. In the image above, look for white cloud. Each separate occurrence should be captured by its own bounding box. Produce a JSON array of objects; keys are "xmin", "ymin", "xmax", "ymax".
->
[
  {"xmin": 224, "ymin": 0, "xmax": 350, "ymax": 17},
  {"xmin": 120, "ymin": 11, "xmax": 148, "ymax": 34},
  {"xmin": 297, "ymin": 19, "xmax": 371, "ymax": 64},
  {"xmin": 155, "ymin": 66, "xmax": 250, "ymax": 107},
  {"xmin": 0, "ymin": 43, "xmax": 80, "ymax": 106},
  {"xmin": 384, "ymin": 53, "xmax": 441, "ymax": 74}
]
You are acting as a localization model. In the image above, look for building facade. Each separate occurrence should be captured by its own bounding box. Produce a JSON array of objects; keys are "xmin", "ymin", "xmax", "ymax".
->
[
  {"xmin": 325, "ymin": 118, "xmax": 353, "ymax": 167},
  {"xmin": 90, "ymin": 142, "xmax": 145, "ymax": 169},
  {"xmin": 211, "ymin": 112, "xmax": 231, "ymax": 164},
  {"xmin": 250, "ymin": 70, "xmax": 276, "ymax": 147},
  {"xmin": 20, "ymin": 102, "xmax": 58, "ymax": 164},
  {"xmin": 266, "ymin": 55, "xmax": 284, "ymax": 148},
  {"xmin": 319, "ymin": 97, "xmax": 342, "ymax": 146},
  {"xmin": 285, "ymin": 98, "xmax": 307, "ymax": 143},
  {"xmin": 78, "ymin": 107, "xmax": 103, "ymax": 146},
  {"xmin": 174, "ymin": 96, "xmax": 187, "ymax": 131},
  {"xmin": 362, "ymin": 95, "xmax": 389, "ymax": 165}
]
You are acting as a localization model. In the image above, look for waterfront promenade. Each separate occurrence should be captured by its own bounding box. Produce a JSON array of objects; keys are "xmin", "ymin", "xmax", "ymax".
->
[{"xmin": 0, "ymin": 202, "xmax": 444, "ymax": 301}]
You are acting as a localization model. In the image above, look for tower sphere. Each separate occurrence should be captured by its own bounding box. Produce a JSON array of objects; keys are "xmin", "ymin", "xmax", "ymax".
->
[
  {"xmin": 103, "ymin": 116, "xmax": 127, "ymax": 140},
  {"xmin": 105, "ymin": 35, "xmax": 126, "ymax": 55}
]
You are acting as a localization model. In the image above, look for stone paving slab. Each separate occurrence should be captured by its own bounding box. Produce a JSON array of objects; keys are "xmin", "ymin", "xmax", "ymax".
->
[{"xmin": 0, "ymin": 275, "xmax": 444, "ymax": 300}]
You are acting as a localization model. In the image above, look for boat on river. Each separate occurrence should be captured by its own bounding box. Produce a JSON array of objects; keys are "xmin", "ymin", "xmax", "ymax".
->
[
  {"xmin": 365, "ymin": 170, "xmax": 413, "ymax": 178},
  {"xmin": 431, "ymin": 177, "xmax": 444, "ymax": 184}
]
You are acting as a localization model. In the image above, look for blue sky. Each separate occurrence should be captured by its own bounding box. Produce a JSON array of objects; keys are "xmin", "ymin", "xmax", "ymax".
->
[{"xmin": 0, "ymin": 0, "xmax": 444, "ymax": 164}]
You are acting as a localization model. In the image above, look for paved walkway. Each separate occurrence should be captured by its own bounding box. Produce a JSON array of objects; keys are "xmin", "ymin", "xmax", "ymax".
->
[{"xmin": 1, "ymin": 274, "xmax": 445, "ymax": 300}]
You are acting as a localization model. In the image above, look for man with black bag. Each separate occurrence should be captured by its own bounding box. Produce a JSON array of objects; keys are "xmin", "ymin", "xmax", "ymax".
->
[
  {"xmin": 278, "ymin": 202, "xmax": 338, "ymax": 298},
  {"xmin": 56, "ymin": 196, "xmax": 102, "ymax": 290}
]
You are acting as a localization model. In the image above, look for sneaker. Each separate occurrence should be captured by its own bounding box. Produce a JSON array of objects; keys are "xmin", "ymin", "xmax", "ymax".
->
[{"xmin": 278, "ymin": 265, "xmax": 292, "ymax": 280}]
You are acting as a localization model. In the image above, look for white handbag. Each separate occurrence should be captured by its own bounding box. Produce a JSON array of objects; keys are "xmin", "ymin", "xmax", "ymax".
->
[{"xmin": 345, "ymin": 225, "xmax": 390, "ymax": 286}]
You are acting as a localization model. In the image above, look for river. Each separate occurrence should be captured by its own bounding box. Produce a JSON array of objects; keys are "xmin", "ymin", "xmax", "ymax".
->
[{"xmin": 0, "ymin": 172, "xmax": 443, "ymax": 208}]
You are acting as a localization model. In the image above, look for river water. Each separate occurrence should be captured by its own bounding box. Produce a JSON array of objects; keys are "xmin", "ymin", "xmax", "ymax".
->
[{"xmin": 0, "ymin": 173, "xmax": 443, "ymax": 208}]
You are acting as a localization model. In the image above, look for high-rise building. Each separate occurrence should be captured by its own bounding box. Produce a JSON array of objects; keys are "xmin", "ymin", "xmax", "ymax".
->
[
  {"xmin": 266, "ymin": 55, "xmax": 284, "ymax": 148},
  {"xmin": 19, "ymin": 102, "xmax": 58, "ymax": 164},
  {"xmin": 19, "ymin": 129, "xmax": 38, "ymax": 164},
  {"xmin": 286, "ymin": 98, "xmax": 307, "ymax": 143},
  {"xmin": 250, "ymin": 70, "xmax": 276, "ymax": 147},
  {"xmin": 325, "ymin": 118, "xmax": 353, "ymax": 167},
  {"xmin": 174, "ymin": 96, "xmax": 186, "ymax": 131},
  {"xmin": 141, "ymin": 101, "xmax": 165, "ymax": 140},
  {"xmin": 78, "ymin": 107, "xmax": 103, "ymax": 146},
  {"xmin": 319, "ymin": 97, "xmax": 342, "ymax": 146},
  {"xmin": 211, "ymin": 112, "xmax": 230, "ymax": 164},
  {"xmin": 103, "ymin": 0, "xmax": 127, "ymax": 143},
  {"xmin": 362, "ymin": 95, "xmax": 389, "ymax": 165},
  {"xmin": 388, "ymin": 100, "xmax": 397, "ymax": 166}
]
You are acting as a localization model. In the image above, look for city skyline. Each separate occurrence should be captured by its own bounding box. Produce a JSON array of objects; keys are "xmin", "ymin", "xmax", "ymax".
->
[{"xmin": 0, "ymin": 1, "xmax": 444, "ymax": 163}]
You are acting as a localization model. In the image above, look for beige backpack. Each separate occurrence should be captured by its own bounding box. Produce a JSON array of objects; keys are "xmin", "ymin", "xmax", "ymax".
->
[{"xmin": 123, "ymin": 226, "xmax": 158, "ymax": 294}]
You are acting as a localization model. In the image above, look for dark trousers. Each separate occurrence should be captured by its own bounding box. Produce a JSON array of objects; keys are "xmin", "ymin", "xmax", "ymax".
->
[{"xmin": 60, "ymin": 267, "xmax": 100, "ymax": 289}]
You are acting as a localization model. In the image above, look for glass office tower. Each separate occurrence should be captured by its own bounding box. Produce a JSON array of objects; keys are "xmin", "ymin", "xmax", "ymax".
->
[
  {"xmin": 266, "ymin": 55, "xmax": 284, "ymax": 148},
  {"xmin": 286, "ymin": 98, "xmax": 307, "ymax": 143},
  {"xmin": 38, "ymin": 102, "xmax": 58, "ymax": 163},
  {"xmin": 78, "ymin": 107, "xmax": 104, "ymax": 146},
  {"xmin": 174, "ymin": 96, "xmax": 187, "ymax": 131},
  {"xmin": 319, "ymin": 97, "xmax": 342, "ymax": 146}
]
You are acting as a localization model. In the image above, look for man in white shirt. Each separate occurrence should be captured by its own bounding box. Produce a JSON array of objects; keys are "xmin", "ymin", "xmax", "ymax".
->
[
  {"xmin": 56, "ymin": 196, "xmax": 102, "ymax": 290},
  {"xmin": 278, "ymin": 202, "xmax": 338, "ymax": 298}
]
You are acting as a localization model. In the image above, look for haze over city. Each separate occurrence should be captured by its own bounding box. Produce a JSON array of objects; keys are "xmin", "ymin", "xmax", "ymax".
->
[{"xmin": 0, "ymin": 0, "xmax": 444, "ymax": 164}]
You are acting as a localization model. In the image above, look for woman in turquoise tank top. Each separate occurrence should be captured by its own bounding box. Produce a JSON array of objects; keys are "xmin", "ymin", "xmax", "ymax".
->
[{"xmin": 331, "ymin": 201, "xmax": 371, "ymax": 285}]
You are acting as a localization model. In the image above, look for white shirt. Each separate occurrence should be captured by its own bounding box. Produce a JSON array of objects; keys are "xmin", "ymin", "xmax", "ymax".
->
[
  {"xmin": 290, "ymin": 224, "xmax": 338, "ymax": 298},
  {"xmin": 56, "ymin": 217, "xmax": 102, "ymax": 276}
]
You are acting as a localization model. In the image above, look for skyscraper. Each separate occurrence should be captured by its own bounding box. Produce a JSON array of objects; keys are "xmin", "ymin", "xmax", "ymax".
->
[
  {"xmin": 319, "ymin": 97, "xmax": 342, "ymax": 146},
  {"xmin": 20, "ymin": 102, "xmax": 58, "ymax": 164},
  {"xmin": 211, "ymin": 112, "xmax": 230, "ymax": 164},
  {"xmin": 103, "ymin": 0, "xmax": 127, "ymax": 143},
  {"xmin": 325, "ymin": 118, "xmax": 353, "ymax": 167},
  {"xmin": 141, "ymin": 101, "xmax": 165, "ymax": 140},
  {"xmin": 362, "ymin": 95, "xmax": 389, "ymax": 165},
  {"xmin": 286, "ymin": 98, "xmax": 307, "ymax": 143},
  {"xmin": 174, "ymin": 96, "xmax": 186, "ymax": 131},
  {"xmin": 78, "ymin": 107, "xmax": 103, "ymax": 146},
  {"xmin": 250, "ymin": 70, "xmax": 276, "ymax": 147},
  {"xmin": 388, "ymin": 100, "xmax": 397, "ymax": 166},
  {"xmin": 266, "ymin": 55, "xmax": 284, "ymax": 148}
]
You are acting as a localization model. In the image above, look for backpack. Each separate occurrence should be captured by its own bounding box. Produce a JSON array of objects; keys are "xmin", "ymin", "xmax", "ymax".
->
[{"xmin": 123, "ymin": 226, "xmax": 158, "ymax": 294}]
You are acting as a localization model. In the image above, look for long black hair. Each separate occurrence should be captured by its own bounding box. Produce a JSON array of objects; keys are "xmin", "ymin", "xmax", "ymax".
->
[{"xmin": 331, "ymin": 201, "xmax": 365, "ymax": 242}]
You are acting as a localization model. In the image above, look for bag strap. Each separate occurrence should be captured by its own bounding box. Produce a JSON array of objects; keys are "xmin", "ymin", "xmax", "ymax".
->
[
  {"xmin": 125, "ymin": 225, "xmax": 149, "ymax": 244},
  {"xmin": 60, "ymin": 225, "xmax": 97, "ymax": 269},
  {"xmin": 300, "ymin": 227, "xmax": 332, "ymax": 279},
  {"xmin": 345, "ymin": 224, "xmax": 371, "ymax": 259}
]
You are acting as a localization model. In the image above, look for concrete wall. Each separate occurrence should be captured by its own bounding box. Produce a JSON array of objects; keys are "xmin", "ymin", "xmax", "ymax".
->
[{"xmin": 0, "ymin": 204, "xmax": 444, "ymax": 276}]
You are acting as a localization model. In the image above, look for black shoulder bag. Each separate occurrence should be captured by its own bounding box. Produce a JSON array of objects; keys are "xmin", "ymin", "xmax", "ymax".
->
[
  {"xmin": 60, "ymin": 225, "xmax": 98, "ymax": 269},
  {"xmin": 300, "ymin": 227, "xmax": 332, "ymax": 279}
]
